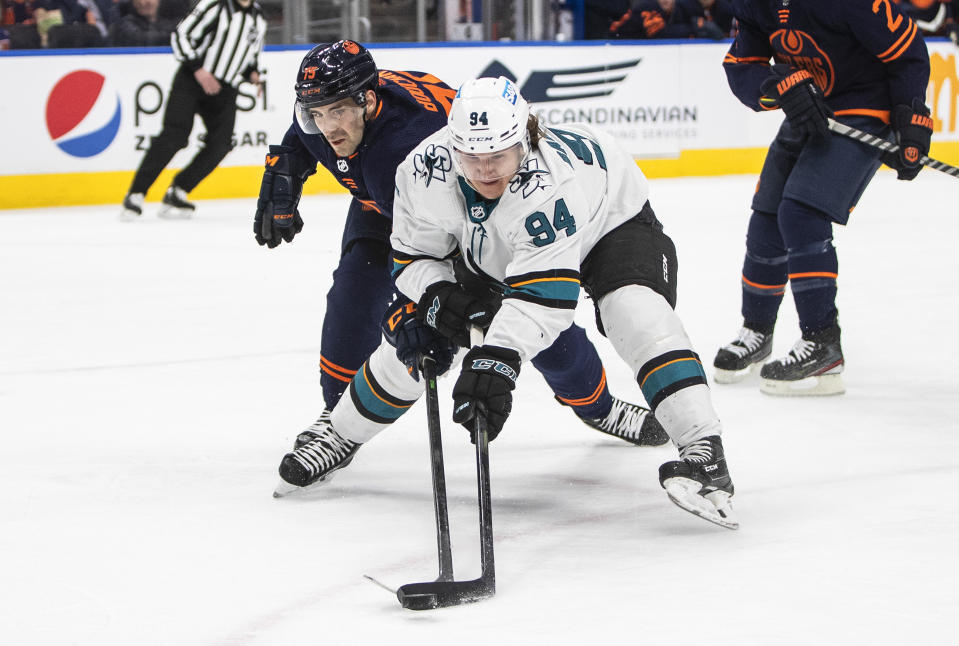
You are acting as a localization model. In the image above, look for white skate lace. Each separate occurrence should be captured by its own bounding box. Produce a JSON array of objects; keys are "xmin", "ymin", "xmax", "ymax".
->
[
  {"xmin": 303, "ymin": 409, "xmax": 332, "ymax": 434},
  {"xmin": 596, "ymin": 397, "xmax": 645, "ymax": 440},
  {"xmin": 781, "ymin": 338, "xmax": 817, "ymax": 365},
  {"xmin": 291, "ymin": 429, "xmax": 357, "ymax": 476},
  {"xmin": 722, "ymin": 327, "xmax": 766, "ymax": 358},
  {"xmin": 679, "ymin": 438, "xmax": 714, "ymax": 463}
]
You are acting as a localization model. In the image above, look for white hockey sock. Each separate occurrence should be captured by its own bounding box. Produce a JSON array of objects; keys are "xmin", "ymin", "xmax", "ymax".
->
[
  {"xmin": 330, "ymin": 342, "xmax": 425, "ymax": 444},
  {"xmin": 599, "ymin": 285, "xmax": 722, "ymax": 446}
]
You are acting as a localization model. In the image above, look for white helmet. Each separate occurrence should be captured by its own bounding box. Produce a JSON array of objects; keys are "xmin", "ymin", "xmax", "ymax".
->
[{"xmin": 448, "ymin": 76, "xmax": 531, "ymax": 185}]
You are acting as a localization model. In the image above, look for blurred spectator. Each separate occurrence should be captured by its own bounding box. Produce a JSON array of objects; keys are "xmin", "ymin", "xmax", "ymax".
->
[
  {"xmin": 109, "ymin": 0, "xmax": 172, "ymax": 45},
  {"xmin": 33, "ymin": 0, "xmax": 104, "ymax": 46},
  {"xmin": 0, "ymin": 25, "xmax": 10, "ymax": 48},
  {"xmin": 2, "ymin": 0, "xmax": 42, "ymax": 48},
  {"xmin": 611, "ymin": 0, "xmax": 721, "ymax": 39},
  {"xmin": 584, "ymin": 0, "xmax": 630, "ymax": 39},
  {"xmin": 696, "ymin": 0, "xmax": 734, "ymax": 37},
  {"xmin": 157, "ymin": 0, "xmax": 188, "ymax": 21}
]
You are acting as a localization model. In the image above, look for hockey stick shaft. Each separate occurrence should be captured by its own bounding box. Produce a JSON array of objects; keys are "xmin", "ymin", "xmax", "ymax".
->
[
  {"xmin": 468, "ymin": 325, "xmax": 495, "ymax": 587},
  {"xmin": 826, "ymin": 118, "xmax": 959, "ymax": 178},
  {"xmin": 421, "ymin": 356, "xmax": 454, "ymax": 582}
]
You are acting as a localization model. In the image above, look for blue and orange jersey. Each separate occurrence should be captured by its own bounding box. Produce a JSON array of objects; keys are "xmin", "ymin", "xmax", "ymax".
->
[
  {"xmin": 284, "ymin": 69, "xmax": 455, "ymax": 219},
  {"xmin": 723, "ymin": 0, "xmax": 931, "ymax": 123}
]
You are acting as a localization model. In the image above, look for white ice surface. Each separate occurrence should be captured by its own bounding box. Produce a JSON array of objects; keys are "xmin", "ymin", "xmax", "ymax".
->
[{"xmin": 1, "ymin": 172, "xmax": 957, "ymax": 645}]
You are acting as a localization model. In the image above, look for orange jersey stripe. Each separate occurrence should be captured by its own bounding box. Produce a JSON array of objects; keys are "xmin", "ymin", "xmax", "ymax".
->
[
  {"xmin": 557, "ymin": 371, "xmax": 607, "ymax": 407},
  {"xmin": 788, "ymin": 271, "xmax": 838, "ymax": 280},
  {"xmin": 640, "ymin": 357, "xmax": 702, "ymax": 389},
  {"xmin": 741, "ymin": 275, "xmax": 787, "ymax": 290},
  {"xmin": 833, "ymin": 108, "xmax": 891, "ymax": 124},
  {"xmin": 878, "ymin": 19, "xmax": 916, "ymax": 61},
  {"xmin": 320, "ymin": 356, "xmax": 358, "ymax": 378}
]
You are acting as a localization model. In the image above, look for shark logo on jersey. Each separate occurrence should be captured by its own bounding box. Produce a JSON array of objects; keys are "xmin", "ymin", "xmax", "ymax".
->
[
  {"xmin": 336, "ymin": 159, "xmax": 349, "ymax": 172},
  {"xmin": 509, "ymin": 158, "xmax": 551, "ymax": 198},
  {"xmin": 413, "ymin": 144, "xmax": 452, "ymax": 186}
]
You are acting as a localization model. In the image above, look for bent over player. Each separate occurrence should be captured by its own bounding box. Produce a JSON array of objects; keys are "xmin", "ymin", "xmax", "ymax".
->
[
  {"xmin": 254, "ymin": 42, "xmax": 666, "ymax": 452},
  {"xmin": 713, "ymin": 0, "xmax": 932, "ymax": 395},
  {"xmin": 275, "ymin": 78, "xmax": 737, "ymax": 530}
]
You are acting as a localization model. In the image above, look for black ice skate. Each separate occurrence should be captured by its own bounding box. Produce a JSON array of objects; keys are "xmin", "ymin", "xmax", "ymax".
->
[
  {"xmin": 293, "ymin": 408, "xmax": 332, "ymax": 449},
  {"xmin": 759, "ymin": 326, "xmax": 844, "ymax": 396},
  {"xmin": 273, "ymin": 422, "xmax": 361, "ymax": 498},
  {"xmin": 659, "ymin": 435, "xmax": 738, "ymax": 530},
  {"xmin": 119, "ymin": 192, "xmax": 144, "ymax": 221},
  {"xmin": 579, "ymin": 396, "xmax": 669, "ymax": 446},
  {"xmin": 158, "ymin": 185, "xmax": 195, "ymax": 219},
  {"xmin": 713, "ymin": 326, "xmax": 772, "ymax": 383}
]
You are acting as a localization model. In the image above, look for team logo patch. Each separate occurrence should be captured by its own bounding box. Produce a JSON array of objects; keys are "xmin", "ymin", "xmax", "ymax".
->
[
  {"xmin": 45, "ymin": 70, "xmax": 121, "ymax": 158},
  {"xmin": 343, "ymin": 40, "xmax": 360, "ymax": 55},
  {"xmin": 337, "ymin": 159, "xmax": 349, "ymax": 172},
  {"xmin": 768, "ymin": 29, "xmax": 835, "ymax": 96},
  {"xmin": 509, "ymin": 159, "xmax": 551, "ymax": 198},
  {"xmin": 412, "ymin": 144, "xmax": 452, "ymax": 185}
]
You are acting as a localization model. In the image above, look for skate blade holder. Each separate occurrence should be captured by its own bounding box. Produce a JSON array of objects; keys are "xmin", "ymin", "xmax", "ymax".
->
[{"xmin": 760, "ymin": 373, "xmax": 845, "ymax": 396}]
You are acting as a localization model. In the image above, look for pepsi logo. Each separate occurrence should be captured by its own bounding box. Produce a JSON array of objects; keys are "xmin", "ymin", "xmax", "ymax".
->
[{"xmin": 45, "ymin": 70, "xmax": 122, "ymax": 158}]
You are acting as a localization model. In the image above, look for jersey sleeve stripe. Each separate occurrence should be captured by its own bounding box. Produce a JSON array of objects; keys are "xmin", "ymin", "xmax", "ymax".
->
[
  {"xmin": 833, "ymin": 108, "xmax": 890, "ymax": 124},
  {"xmin": 877, "ymin": 19, "xmax": 917, "ymax": 62}
]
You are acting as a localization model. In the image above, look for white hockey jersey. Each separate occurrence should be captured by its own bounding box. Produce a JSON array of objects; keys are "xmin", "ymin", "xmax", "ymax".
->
[{"xmin": 391, "ymin": 123, "xmax": 651, "ymax": 361}]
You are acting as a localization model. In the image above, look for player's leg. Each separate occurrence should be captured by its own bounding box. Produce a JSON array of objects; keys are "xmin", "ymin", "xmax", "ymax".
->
[
  {"xmin": 297, "ymin": 205, "xmax": 394, "ymax": 449},
  {"xmin": 275, "ymin": 340, "xmax": 425, "ymax": 496},
  {"xmin": 584, "ymin": 207, "xmax": 737, "ymax": 529},
  {"xmin": 713, "ymin": 121, "xmax": 801, "ymax": 381},
  {"xmin": 122, "ymin": 67, "xmax": 198, "ymax": 219},
  {"xmin": 759, "ymin": 115, "xmax": 886, "ymax": 396},
  {"xmin": 531, "ymin": 324, "xmax": 668, "ymax": 446}
]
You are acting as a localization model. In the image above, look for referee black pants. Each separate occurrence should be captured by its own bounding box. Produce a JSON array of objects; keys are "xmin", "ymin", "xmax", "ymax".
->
[{"xmin": 129, "ymin": 65, "xmax": 238, "ymax": 195}]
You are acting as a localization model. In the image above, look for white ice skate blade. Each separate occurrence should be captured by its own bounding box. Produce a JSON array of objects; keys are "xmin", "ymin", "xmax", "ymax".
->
[
  {"xmin": 713, "ymin": 362, "xmax": 761, "ymax": 384},
  {"xmin": 663, "ymin": 477, "xmax": 739, "ymax": 530},
  {"xmin": 272, "ymin": 471, "xmax": 339, "ymax": 498},
  {"xmin": 158, "ymin": 206, "xmax": 194, "ymax": 220},
  {"xmin": 760, "ymin": 372, "xmax": 845, "ymax": 397}
]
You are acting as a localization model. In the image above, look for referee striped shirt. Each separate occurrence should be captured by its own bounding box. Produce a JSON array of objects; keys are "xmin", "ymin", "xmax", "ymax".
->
[{"xmin": 171, "ymin": 0, "xmax": 267, "ymax": 88}]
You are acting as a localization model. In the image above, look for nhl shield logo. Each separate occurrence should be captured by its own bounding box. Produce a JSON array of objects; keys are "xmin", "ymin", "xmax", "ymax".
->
[
  {"xmin": 336, "ymin": 159, "xmax": 349, "ymax": 172},
  {"xmin": 470, "ymin": 205, "xmax": 486, "ymax": 222}
]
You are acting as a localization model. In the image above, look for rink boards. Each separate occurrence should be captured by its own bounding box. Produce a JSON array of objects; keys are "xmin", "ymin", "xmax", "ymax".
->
[{"xmin": 1, "ymin": 40, "xmax": 957, "ymax": 208}]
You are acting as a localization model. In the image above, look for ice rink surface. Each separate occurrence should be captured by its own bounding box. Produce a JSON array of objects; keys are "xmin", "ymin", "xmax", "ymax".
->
[{"xmin": 2, "ymin": 171, "xmax": 957, "ymax": 645}]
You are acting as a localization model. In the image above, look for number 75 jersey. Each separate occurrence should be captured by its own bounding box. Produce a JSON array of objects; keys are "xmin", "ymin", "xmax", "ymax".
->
[{"xmin": 390, "ymin": 122, "xmax": 651, "ymax": 360}]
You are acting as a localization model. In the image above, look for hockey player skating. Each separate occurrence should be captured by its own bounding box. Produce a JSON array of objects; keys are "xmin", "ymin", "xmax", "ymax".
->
[
  {"xmin": 275, "ymin": 77, "xmax": 737, "ymax": 530},
  {"xmin": 714, "ymin": 0, "xmax": 932, "ymax": 395},
  {"xmin": 253, "ymin": 41, "xmax": 666, "ymax": 451}
]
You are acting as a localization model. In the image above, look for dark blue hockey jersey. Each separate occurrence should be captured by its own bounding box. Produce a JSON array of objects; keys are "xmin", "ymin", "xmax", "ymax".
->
[
  {"xmin": 283, "ymin": 70, "xmax": 455, "ymax": 218},
  {"xmin": 723, "ymin": 0, "xmax": 931, "ymax": 123}
]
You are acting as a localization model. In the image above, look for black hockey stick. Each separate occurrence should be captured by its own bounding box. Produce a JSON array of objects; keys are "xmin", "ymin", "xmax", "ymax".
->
[
  {"xmin": 827, "ymin": 118, "xmax": 959, "ymax": 178},
  {"xmin": 396, "ymin": 411, "xmax": 495, "ymax": 610},
  {"xmin": 421, "ymin": 356, "xmax": 454, "ymax": 582},
  {"xmin": 397, "ymin": 330, "xmax": 496, "ymax": 610}
]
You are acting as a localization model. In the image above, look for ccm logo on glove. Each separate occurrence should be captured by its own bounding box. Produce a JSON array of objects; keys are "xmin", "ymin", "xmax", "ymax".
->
[{"xmin": 469, "ymin": 358, "xmax": 517, "ymax": 382}]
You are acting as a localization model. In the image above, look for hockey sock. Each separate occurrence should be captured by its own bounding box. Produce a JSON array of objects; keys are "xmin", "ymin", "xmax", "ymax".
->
[
  {"xmin": 531, "ymin": 324, "xmax": 613, "ymax": 420},
  {"xmin": 741, "ymin": 210, "xmax": 787, "ymax": 332},
  {"xmin": 332, "ymin": 342, "xmax": 425, "ymax": 444},
  {"xmin": 320, "ymin": 239, "xmax": 393, "ymax": 408},
  {"xmin": 598, "ymin": 285, "xmax": 722, "ymax": 445},
  {"xmin": 778, "ymin": 198, "xmax": 839, "ymax": 335}
]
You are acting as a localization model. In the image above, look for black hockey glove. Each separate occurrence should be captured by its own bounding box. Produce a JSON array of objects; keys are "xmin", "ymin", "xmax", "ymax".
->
[
  {"xmin": 759, "ymin": 64, "xmax": 832, "ymax": 139},
  {"xmin": 881, "ymin": 99, "xmax": 933, "ymax": 181},
  {"xmin": 417, "ymin": 281, "xmax": 494, "ymax": 348},
  {"xmin": 452, "ymin": 345, "xmax": 521, "ymax": 443},
  {"xmin": 254, "ymin": 145, "xmax": 316, "ymax": 248},
  {"xmin": 381, "ymin": 295, "xmax": 457, "ymax": 382}
]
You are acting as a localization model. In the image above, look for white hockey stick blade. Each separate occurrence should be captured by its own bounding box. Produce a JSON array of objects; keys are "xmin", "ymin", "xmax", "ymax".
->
[
  {"xmin": 760, "ymin": 372, "xmax": 845, "ymax": 397},
  {"xmin": 663, "ymin": 477, "xmax": 739, "ymax": 530}
]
